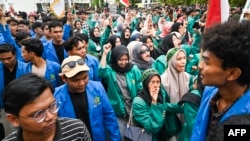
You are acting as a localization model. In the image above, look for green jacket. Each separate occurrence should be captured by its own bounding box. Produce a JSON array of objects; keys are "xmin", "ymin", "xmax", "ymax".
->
[
  {"xmin": 181, "ymin": 32, "xmax": 201, "ymax": 57},
  {"xmin": 153, "ymin": 55, "xmax": 167, "ymax": 75},
  {"xmin": 98, "ymin": 65, "xmax": 142, "ymax": 118},
  {"xmin": 185, "ymin": 53, "xmax": 200, "ymax": 76},
  {"xmin": 152, "ymin": 15, "xmax": 160, "ymax": 24},
  {"xmin": 88, "ymin": 26, "xmax": 111, "ymax": 60},
  {"xmin": 132, "ymin": 88, "xmax": 183, "ymax": 141},
  {"xmin": 178, "ymin": 89, "xmax": 201, "ymax": 141}
]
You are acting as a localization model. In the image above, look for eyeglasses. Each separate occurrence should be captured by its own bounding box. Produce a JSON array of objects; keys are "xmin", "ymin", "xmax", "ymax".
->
[
  {"xmin": 140, "ymin": 48, "xmax": 150, "ymax": 54},
  {"xmin": 62, "ymin": 58, "xmax": 85, "ymax": 69},
  {"xmin": 18, "ymin": 100, "xmax": 61, "ymax": 123}
]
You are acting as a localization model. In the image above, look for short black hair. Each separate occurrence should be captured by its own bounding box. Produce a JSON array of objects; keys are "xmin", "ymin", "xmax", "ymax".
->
[
  {"xmin": 41, "ymin": 22, "xmax": 49, "ymax": 30},
  {"xmin": 48, "ymin": 21, "xmax": 63, "ymax": 31},
  {"xmin": 15, "ymin": 31, "xmax": 31, "ymax": 44},
  {"xmin": 42, "ymin": 16, "xmax": 53, "ymax": 23},
  {"xmin": 6, "ymin": 18, "xmax": 18, "ymax": 25},
  {"xmin": 75, "ymin": 33, "xmax": 89, "ymax": 43},
  {"xmin": 3, "ymin": 74, "xmax": 54, "ymax": 115},
  {"xmin": 202, "ymin": 21, "xmax": 250, "ymax": 85},
  {"xmin": 32, "ymin": 21, "xmax": 42, "ymax": 31},
  {"xmin": 64, "ymin": 35, "xmax": 88, "ymax": 52},
  {"xmin": 0, "ymin": 44, "xmax": 16, "ymax": 55},
  {"xmin": 18, "ymin": 20, "xmax": 29, "ymax": 26},
  {"xmin": 21, "ymin": 38, "xmax": 44, "ymax": 57}
]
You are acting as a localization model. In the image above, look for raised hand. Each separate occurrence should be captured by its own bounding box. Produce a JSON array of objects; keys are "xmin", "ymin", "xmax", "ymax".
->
[
  {"xmin": 103, "ymin": 43, "xmax": 112, "ymax": 55},
  {"xmin": 150, "ymin": 86, "xmax": 159, "ymax": 104}
]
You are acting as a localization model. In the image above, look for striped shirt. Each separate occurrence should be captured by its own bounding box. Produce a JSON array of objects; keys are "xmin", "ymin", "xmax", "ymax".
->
[{"xmin": 3, "ymin": 118, "xmax": 92, "ymax": 141}]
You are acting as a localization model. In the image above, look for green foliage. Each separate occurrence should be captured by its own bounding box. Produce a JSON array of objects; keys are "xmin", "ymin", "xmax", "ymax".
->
[
  {"xmin": 229, "ymin": 0, "xmax": 247, "ymax": 7},
  {"xmin": 114, "ymin": 0, "xmax": 246, "ymax": 8}
]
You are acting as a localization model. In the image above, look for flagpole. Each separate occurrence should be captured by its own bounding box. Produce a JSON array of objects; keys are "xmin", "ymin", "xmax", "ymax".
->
[
  {"xmin": 240, "ymin": 0, "xmax": 250, "ymax": 22},
  {"xmin": 40, "ymin": 0, "xmax": 46, "ymax": 12}
]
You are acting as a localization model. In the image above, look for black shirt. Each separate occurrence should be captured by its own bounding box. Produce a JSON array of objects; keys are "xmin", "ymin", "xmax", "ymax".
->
[
  {"xmin": 53, "ymin": 43, "xmax": 64, "ymax": 65},
  {"xmin": 4, "ymin": 62, "xmax": 17, "ymax": 87},
  {"xmin": 69, "ymin": 90, "xmax": 92, "ymax": 138}
]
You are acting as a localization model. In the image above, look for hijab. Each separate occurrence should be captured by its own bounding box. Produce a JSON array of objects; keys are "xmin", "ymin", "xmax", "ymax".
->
[
  {"xmin": 89, "ymin": 27, "xmax": 100, "ymax": 44},
  {"xmin": 130, "ymin": 32, "xmax": 141, "ymax": 41},
  {"xmin": 108, "ymin": 35, "xmax": 120, "ymax": 50},
  {"xmin": 120, "ymin": 27, "xmax": 131, "ymax": 46},
  {"xmin": 127, "ymin": 41, "xmax": 140, "ymax": 61},
  {"xmin": 138, "ymin": 69, "xmax": 163, "ymax": 105},
  {"xmin": 171, "ymin": 22, "xmax": 183, "ymax": 33},
  {"xmin": 141, "ymin": 35, "xmax": 159, "ymax": 59},
  {"xmin": 159, "ymin": 22, "xmax": 174, "ymax": 38},
  {"xmin": 161, "ymin": 48, "xmax": 190, "ymax": 103},
  {"xmin": 158, "ymin": 33, "xmax": 175, "ymax": 56},
  {"xmin": 110, "ymin": 45, "xmax": 133, "ymax": 73},
  {"xmin": 131, "ymin": 42, "xmax": 153, "ymax": 70}
]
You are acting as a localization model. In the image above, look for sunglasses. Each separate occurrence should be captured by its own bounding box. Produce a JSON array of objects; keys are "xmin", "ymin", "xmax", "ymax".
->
[
  {"xmin": 62, "ymin": 58, "xmax": 85, "ymax": 69},
  {"xmin": 140, "ymin": 48, "xmax": 150, "ymax": 54}
]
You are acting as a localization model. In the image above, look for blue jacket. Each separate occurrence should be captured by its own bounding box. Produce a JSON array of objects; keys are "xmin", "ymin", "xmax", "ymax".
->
[
  {"xmin": 191, "ymin": 86, "xmax": 250, "ymax": 141},
  {"xmin": 43, "ymin": 41, "xmax": 68, "ymax": 64},
  {"xmin": 0, "ymin": 24, "xmax": 24, "ymax": 61},
  {"xmin": 63, "ymin": 24, "xmax": 72, "ymax": 41},
  {"xmin": 25, "ymin": 59, "xmax": 61, "ymax": 88},
  {"xmin": 0, "ymin": 33, "xmax": 5, "ymax": 44},
  {"xmin": 54, "ymin": 81, "xmax": 121, "ymax": 141},
  {"xmin": 85, "ymin": 54, "xmax": 101, "ymax": 81},
  {"xmin": 40, "ymin": 36, "xmax": 48, "ymax": 45},
  {"xmin": 0, "ymin": 60, "xmax": 28, "ymax": 108}
]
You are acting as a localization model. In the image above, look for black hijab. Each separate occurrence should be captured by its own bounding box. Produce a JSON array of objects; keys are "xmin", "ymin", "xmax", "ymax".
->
[
  {"xmin": 89, "ymin": 27, "xmax": 100, "ymax": 44},
  {"xmin": 138, "ymin": 72, "xmax": 163, "ymax": 105},
  {"xmin": 157, "ymin": 33, "xmax": 175, "ymax": 56},
  {"xmin": 108, "ymin": 35, "xmax": 120, "ymax": 50},
  {"xmin": 110, "ymin": 45, "xmax": 133, "ymax": 73},
  {"xmin": 120, "ymin": 27, "xmax": 131, "ymax": 46},
  {"xmin": 141, "ymin": 35, "xmax": 159, "ymax": 59},
  {"xmin": 171, "ymin": 22, "xmax": 183, "ymax": 33}
]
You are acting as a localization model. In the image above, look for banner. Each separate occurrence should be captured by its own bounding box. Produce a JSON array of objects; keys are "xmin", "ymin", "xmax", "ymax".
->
[
  {"xmin": 50, "ymin": 0, "xmax": 65, "ymax": 18},
  {"xmin": 205, "ymin": 0, "xmax": 229, "ymax": 28}
]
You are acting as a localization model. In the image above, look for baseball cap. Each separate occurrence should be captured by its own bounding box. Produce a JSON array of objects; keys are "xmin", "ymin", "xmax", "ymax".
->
[{"xmin": 60, "ymin": 55, "xmax": 89, "ymax": 78}]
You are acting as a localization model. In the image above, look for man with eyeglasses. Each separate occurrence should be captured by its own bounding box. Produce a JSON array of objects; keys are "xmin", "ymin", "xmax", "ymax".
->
[
  {"xmin": 2, "ymin": 74, "xmax": 91, "ymax": 141},
  {"xmin": 54, "ymin": 55, "xmax": 121, "ymax": 141}
]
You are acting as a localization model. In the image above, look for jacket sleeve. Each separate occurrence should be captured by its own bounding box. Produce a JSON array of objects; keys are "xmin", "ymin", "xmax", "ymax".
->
[
  {"xmin": 100, "ymin": 26, "xmax": 111, "ymax": 47},
  {"xmin": 91, "ymin": 57, "xmax": 102, "ymax": 81},
  {"xmin": 132, "ymin": 97, "xmax": 166, "ymax": 133},
  {"xmin": 0, "ymin": 25, "xmax": 23, "ymax": 60},
  {"xmin": 98, "ymin": 64, "xmax": 112, "ymax": 79},
  {"xmin": 0, "ymin": 24, "xmax": 15, "ymax": 45},
  {"xmin": 99, "ymin": 82, "xmax": 121, "ymax": 141},
  {"xmin": 183, "ymin": 102, "xmax": 199, "ymax": 132},
  {"xmin": 63, "ymin": 24, "xmax": 72, "ymax": 41}
]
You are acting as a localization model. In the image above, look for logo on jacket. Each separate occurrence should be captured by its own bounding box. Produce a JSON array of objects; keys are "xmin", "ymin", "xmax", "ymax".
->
[{"xmin": 94, "ymin": 96, "xmax": 101, "ymax": 106}]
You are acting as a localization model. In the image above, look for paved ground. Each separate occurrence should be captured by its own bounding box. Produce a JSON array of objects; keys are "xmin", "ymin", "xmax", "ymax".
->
[{"xmin": 0, "ymin": 110, "xmax": 14, "ymax": 138}]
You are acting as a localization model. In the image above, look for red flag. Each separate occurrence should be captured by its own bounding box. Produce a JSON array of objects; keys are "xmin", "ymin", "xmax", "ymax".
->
[
  {"xmin": 120, "ymin": 0, "xmax": 130, "ymax": 7},
  {"xmin": 205, "ymin": 0, "xmax": 229, "ymax": 28}
]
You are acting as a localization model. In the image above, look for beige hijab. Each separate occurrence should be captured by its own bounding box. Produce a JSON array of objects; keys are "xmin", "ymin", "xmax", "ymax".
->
[{"xmin": 161, "ymin": 49, "xmax": 190, "ymax": 103}]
